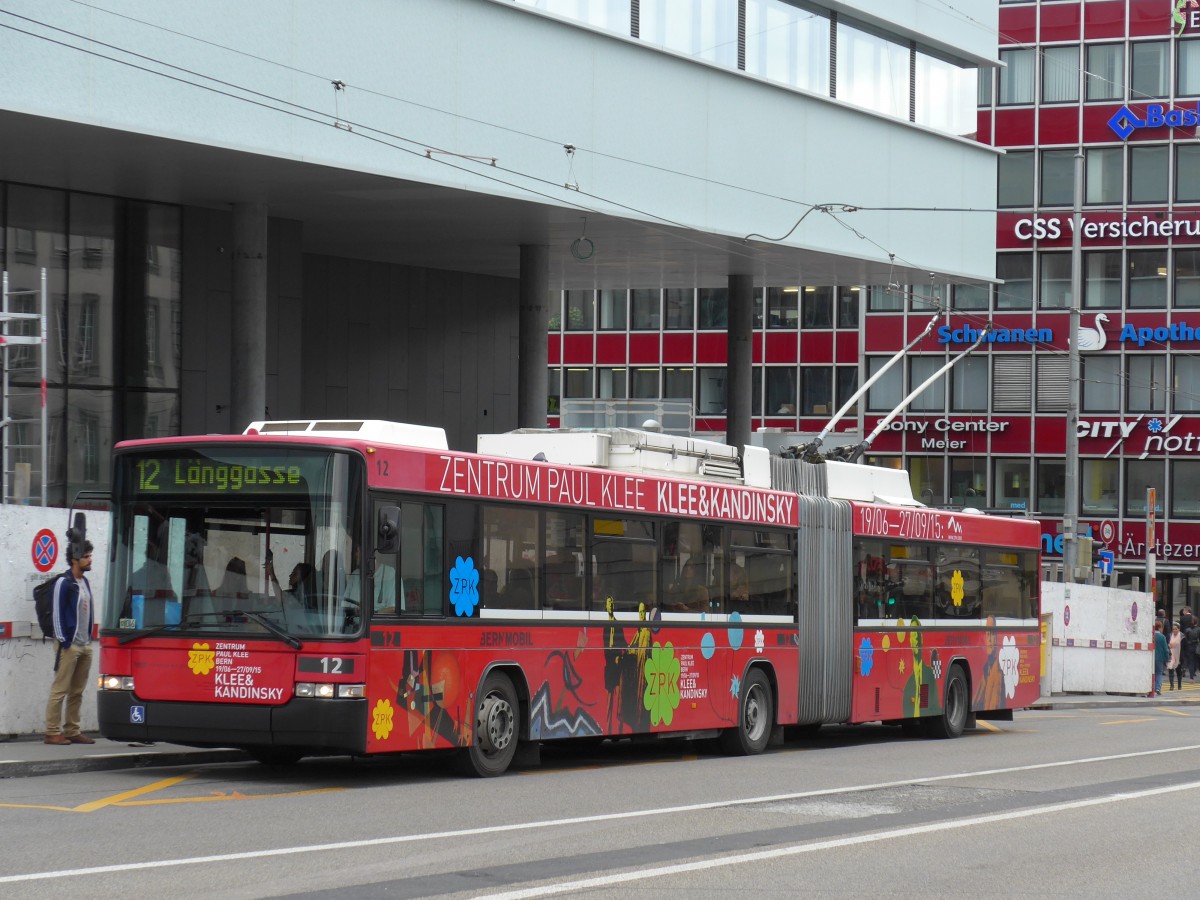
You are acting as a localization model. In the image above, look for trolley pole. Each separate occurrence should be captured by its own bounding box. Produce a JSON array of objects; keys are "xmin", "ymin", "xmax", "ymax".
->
[{"xmin": 1062, "ymin": 149, "xmax": 1083, "ymax": 581}]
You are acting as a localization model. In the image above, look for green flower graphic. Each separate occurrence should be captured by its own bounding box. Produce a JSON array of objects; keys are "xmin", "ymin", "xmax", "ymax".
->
[{"xmin": 643, "ymin": 641, "xmax": 681, "ymax": 726}]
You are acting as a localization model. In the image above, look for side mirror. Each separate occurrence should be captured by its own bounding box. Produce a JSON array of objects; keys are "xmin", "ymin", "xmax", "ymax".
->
[{"xmin": 377, "ymin": 506, "xmax": 400, "ymax": 554}]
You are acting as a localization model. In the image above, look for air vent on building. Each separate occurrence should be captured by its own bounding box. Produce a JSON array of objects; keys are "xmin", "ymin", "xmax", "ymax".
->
[
  {"xmin": 994, "ymin": 356, "xmax": 1032, "ymax": 411},
  {"xmin": 1036, "ymin": 356, "xmax": 1069, "ymax": 411}
]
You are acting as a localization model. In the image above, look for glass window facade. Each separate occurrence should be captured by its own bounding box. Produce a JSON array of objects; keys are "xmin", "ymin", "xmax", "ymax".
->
[{"xmin": 3, "ymin": 184, "xmax": 181, "ymax": 504}]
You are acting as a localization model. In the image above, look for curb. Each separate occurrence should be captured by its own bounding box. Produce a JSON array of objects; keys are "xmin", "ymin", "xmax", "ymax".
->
[
  {"xmin": 1030, "ymin": 696, "xmax": 1200, "ymax": 711},
  {"xmin": 0, "ymin": 748, "xmax": 249, "ymax": 780}
]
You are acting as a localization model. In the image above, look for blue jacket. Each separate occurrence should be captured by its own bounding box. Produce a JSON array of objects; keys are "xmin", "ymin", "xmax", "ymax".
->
[{"xmin": 52, "ymin": 571, "xmax": 93, "ymax": 648}]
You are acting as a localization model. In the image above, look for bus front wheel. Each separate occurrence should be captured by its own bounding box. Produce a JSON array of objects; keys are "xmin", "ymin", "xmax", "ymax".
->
[
  {"xmin": 460, "ymin": 672, "xmax": 519, "ymax": 777},
  {"xmin": 720, "ymin": 668, "xmax": 773, "ymax": 756},
  {"xmin": 923, "ymin": 666, "xmax": 969, "ymax": 739}
]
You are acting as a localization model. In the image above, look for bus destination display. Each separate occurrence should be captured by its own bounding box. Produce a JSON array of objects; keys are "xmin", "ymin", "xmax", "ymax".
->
[{"xmin": 129, "ymin": 454, "xmax": 322, "ymax": 496}]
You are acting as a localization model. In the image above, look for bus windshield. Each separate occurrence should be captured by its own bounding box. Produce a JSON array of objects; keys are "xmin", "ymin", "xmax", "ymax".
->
[{"xmin": 104, "ymin": 446, "xmax": 364, "ymax": 640}]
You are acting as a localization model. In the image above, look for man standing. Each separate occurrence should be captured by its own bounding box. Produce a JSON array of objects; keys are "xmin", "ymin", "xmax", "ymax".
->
[{"xmin": 44, "ymin": 540, "xmax": 96, "ymax": 745}]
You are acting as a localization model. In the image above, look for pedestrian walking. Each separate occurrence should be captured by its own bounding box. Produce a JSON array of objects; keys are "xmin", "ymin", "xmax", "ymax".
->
[
  {"xmin": 1167, "ymin": 623, "xmax": 1184, "ymax": 691},
  {"xmin": 1153, "ymin": 621, "xmax": 1168, "ymax": 696},
  {"xmin": 43, "ymin": 538, "xmax": 96, "ymax": 745},
  {"xmin": 1185, "ymin": 620, "xmax": 1200, "ymax": 680}
]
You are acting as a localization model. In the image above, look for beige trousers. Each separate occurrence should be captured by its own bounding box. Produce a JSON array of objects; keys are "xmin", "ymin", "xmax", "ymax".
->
[{"xmin": 45, "ymin": 644, "xmax": 93, "ymax": 737}]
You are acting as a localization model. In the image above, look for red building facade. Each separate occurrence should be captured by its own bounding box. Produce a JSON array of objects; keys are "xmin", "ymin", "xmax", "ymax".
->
[{"xmin": 550, "ymin": 0, "xmax": 1200, "ymax": 613}]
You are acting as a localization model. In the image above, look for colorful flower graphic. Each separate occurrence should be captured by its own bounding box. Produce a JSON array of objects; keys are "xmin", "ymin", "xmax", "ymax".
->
[
  {"xmin": 728, "ymin": 611, "xmax": 744, "ymax": 650},
  {"xmin": 643, "ymin": 642, "xmax": 681, "ymax": 726},
  {"xmin": 730, "ymin": 674, "xmax": 741, "ymax": 698},
  {"xmin": 372, "ymin": 698, "xmax": 394, "ymax": 740},
  {"xmin": 187, "ymin": 642, "xmax": 215, "ymax": 676},
  {"xmin": 701, "ymin": 632, "xmax": 716, "ymax": 660},
  {"xmin": 754, "ymin": 629, "xmax": 765, "ymax": 655},
  {"xmin": 859, "ymin": 637, "xmax": 874, "ymax": 676},
  {"xmin": 449, "ymin": 556, "xmax": 480, "ymax": 617}
]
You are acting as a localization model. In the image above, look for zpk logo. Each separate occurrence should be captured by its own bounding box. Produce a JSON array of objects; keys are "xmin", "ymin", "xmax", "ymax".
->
[{"xmin": 1108, "ymin": 102, "xmax": 1200, "ymax": 140}]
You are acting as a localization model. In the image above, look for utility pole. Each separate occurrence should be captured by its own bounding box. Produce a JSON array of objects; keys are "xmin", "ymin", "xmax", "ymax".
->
[{"xmin": 1062, "ymin": 148, "xmax": 1083, "ymax": 580}]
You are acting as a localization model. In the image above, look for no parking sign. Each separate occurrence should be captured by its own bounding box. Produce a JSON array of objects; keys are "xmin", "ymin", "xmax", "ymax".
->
[{"xmin": 31, "ymin": 528, "xmax": 58, "ymax": 573}]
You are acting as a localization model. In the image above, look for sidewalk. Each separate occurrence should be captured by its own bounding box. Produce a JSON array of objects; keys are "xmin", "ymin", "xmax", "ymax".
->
[
  {"xmin": 2, "ymin": 682, "xmax": 1198, "ymax": 779},
  {"xmin": 0, "ymin": 736, "xmax": 247, "ymax": 779}
]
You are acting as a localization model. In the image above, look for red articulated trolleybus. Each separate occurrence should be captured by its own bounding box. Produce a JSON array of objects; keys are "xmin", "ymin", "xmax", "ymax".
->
[{"xmin": 97, "ymin": 420, "xmax": 1042, "ymax": 775}]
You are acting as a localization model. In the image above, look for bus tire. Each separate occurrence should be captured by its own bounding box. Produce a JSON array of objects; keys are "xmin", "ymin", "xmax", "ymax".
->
[
  {"xmin": 923, "ymin": 666, "xmax": 969, "ymax": 739},
  {"xmin": 460, "ymin": 671, "xmax": 520, "ymax": 777},
  {"xmin": 719, "ymin": 668, "xmax": 773, "ymax": 756}
]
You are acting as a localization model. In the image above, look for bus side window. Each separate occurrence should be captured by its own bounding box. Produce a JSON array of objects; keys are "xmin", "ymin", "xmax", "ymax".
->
[
  {"xmin": 372, "ymin": 499, "xmax": 400, "ymax": 616},
  {"xmin": 397, "ymin": 502, "xmax": 444, "ymax": 616}
]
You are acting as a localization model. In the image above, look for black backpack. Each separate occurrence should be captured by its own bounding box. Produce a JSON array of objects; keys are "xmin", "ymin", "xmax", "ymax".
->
[{"xmin": 33, "ymin": 573, "xmax": 65, "ymax": 640}]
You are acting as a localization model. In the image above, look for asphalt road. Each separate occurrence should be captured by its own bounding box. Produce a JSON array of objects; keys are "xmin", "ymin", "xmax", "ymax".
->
[{"xmin": 1, "ymin": 708, "xmax": 1197, "ymax": 898}]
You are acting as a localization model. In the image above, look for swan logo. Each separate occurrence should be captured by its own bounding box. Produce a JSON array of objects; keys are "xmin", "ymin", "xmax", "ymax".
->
[{"xmin": 1071, "ymin": 313, "xmax": 1109, "ymax": 352}]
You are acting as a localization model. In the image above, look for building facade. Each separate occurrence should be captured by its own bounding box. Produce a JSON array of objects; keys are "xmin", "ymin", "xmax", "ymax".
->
[
  {"xmin": 549, "ymin": 0, "xmax": 1200, "ymax": 612},
  {"xmin": 1, "ymin": 0, "xmax": 1001, "ymax": 506}
]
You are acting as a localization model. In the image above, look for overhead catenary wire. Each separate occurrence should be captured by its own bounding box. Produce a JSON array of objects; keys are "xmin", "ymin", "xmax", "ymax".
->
[{"xmin": 12, "ymin": 0, "xmax": 1200, "ymax": 416}]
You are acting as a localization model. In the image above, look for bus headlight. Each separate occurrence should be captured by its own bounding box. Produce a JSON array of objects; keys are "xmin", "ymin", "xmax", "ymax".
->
[
  {"xmin": 294, "ymin": 683, "xmax": 364, "ymax": 699},
  {"xmin": 98, "ymin": 675, "xmax": 135, "ymax": 691}
]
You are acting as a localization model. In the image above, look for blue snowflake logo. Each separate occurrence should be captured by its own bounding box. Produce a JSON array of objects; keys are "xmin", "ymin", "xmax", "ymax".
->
[
  {"xmin": 730, "ymin": 674, "xmax": 741, "ymax": 698},
  {"xmin": 1148, "ymin": 418, "xmax": 1164, "ymax": 434},
  {"xmin": 859, "ymin": 637, "xmax": 874, "ymax": 676},
  {"xmin": 449, "ymin": 556, "xmax": 480, "ymax": 617}
]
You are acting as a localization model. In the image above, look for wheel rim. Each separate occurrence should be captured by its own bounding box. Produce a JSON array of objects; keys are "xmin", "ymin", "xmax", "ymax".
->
[
  {"xmin": 477, "ymin": 692, "xmax": 515, "ymax": 756},
  {"xmin": 744, "ymin": 682, "xmax": 768, "ymax": 743},
  {"xmin": 946, "ymin": 676, "xmax": 966, "ymax": 729}
]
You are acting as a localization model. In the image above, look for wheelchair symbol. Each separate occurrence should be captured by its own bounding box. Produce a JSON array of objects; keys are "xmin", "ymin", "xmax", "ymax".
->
[{"xmin": 130, "ymin": 706, "xmax": 145, "ymax": 724}]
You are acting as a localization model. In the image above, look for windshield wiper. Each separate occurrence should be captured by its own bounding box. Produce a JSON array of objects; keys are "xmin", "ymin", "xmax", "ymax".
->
[
  {"xmin": 227, "ymin": 610, "xmax": 303, "ymax": 650},
  {"xmin": 118, "ymin": 612, "xmax": 224, "ymax": 644},
  {"xmin": 118, "ymin": 610, "xmax": 303, "ymax": 650}
]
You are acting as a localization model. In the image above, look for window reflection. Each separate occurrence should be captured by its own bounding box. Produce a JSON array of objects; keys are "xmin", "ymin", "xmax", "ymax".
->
[
  {"xmin": 745, "ymin": 0, "xmax": 829, "ymax": 93},
  {"xmin": 836, "ymin": 21, "xmax": 910, "ymax": 119},
  {"xmin": 640, "ymin": 0, "xmax": 738, "ymax": 68}
]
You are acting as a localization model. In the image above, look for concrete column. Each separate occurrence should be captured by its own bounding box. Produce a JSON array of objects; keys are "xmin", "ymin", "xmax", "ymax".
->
[
  {"xmin": 517, "ymin": 244, "xmax": 550, "ymax": 428},
  {"xmin": 230, "ymin": 203, "xmax": 268, "ymax": 432},
  {"xmin": 726, "ymin": 274, "xmax": 754, "ymax": 450}
]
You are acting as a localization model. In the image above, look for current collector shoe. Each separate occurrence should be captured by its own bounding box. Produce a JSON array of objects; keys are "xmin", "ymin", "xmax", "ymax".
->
[
  {"xmin": 66, "ymin": 734, "xmax": 95, "ymax": 744},
  {"xmin": 44, "ymin": 734, "xmax": 71, "ymax": 745}
]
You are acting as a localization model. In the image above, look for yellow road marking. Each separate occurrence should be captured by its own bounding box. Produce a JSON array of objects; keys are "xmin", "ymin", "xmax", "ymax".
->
[
  {"xmin": 1161, "ymin": 707, "xmax": 1194, "ymax": 717},
  {"xmin": 116, "ymin": 787, "xmax": 344, "ymax": 806},
  {"xmin": 72, "ymin": 775, "xmax": 195, "ymax": 812},
  {"xmin": 975, "ymin": 721, "xmax": 1001, "ymax": 733},
  {"xmin": 1101, "ymin": 717, "xmax": 1157, "ymax": 726},
  {"xmin": 0, "ymin": 775, "xmax": 344, "ymax": 813}
]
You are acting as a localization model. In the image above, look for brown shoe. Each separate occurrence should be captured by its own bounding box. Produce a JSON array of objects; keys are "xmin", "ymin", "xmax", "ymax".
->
[
  {"xmin": 66, "ymin": 733, "xmax": 95, "ymax": 745},
  {"xmin": 44, "ymin": 734, "xmax": 71, "ymax": 745}
]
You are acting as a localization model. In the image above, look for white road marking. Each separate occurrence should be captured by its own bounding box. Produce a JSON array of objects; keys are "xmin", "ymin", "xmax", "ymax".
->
[
  {"xmin": 3, "ymin": 743, "xmax": 1200, "ymax": 884},
  {"xmin": 478, "ymin": 778, "xmax": 1200, "ymax": 899}
]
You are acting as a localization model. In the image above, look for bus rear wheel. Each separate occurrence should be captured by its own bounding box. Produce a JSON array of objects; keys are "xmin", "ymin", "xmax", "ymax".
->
[
  {"xmin": 923, "ymin": 666, "xmax": 969, "ymax": 739},
  {"xmin": 459, "ymin": 672, "xmax": 519, "ymax": 777},
  {"xmin": 720, "ymin": 669, "xmax": 773, "ymax": 756}
]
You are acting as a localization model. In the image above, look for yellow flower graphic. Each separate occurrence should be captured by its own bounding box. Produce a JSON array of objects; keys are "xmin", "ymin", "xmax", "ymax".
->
[
  {"xmin": 187, "ymin": 642, "xmax": 215, "ymax": 676},
  {"xmin": 951, "ymin": 569, "xmax": 964, "ymax": 607},
  {"xmin": 372, "ymin": 698, "xmax": 394, "ymax": 741}
]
